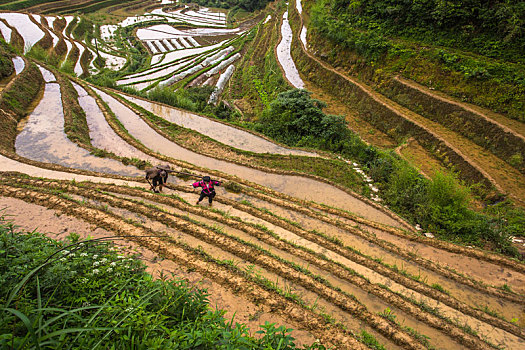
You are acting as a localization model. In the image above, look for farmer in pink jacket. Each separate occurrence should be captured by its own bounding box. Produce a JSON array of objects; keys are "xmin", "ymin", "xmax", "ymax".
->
[{"xmin": 192, "ymin": 176, "xmax": 221, "ymax": 206}]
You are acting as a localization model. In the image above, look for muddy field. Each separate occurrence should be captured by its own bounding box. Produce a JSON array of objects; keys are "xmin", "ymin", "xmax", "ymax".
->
[{"xmin": 0, "ymin": 1, "xmax": 524, "ymax": 349}]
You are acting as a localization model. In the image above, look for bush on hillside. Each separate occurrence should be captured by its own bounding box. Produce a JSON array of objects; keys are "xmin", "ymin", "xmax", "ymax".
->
[
  {"xmin": 0, "ymin": 218, "xmax": 326, "ymax": 349},
  {"xmin": 258, "ymin": 89, "xmax": 353, "ymax": 149}
]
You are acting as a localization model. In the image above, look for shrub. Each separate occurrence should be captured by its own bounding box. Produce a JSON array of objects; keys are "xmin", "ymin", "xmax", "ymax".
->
[{"xmin": 258, "ymin": 89, "xmax": 351, "ymax": 148}]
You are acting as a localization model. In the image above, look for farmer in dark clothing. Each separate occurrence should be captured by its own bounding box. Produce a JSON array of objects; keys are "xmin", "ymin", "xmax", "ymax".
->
[
  {"xmin": 193, "ymin": 176, "xmax": 221, "ymax": 205},
  {"xmin": 145, "ymin": 165, "xmax": 171, "ymax": 193}
]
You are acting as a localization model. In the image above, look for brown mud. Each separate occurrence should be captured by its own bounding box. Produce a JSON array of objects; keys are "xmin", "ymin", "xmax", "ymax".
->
[
  {"xmin": 0, "ymin": 183, "xmax": 373, "ymax": 349},
  {"xmin": 3, "ymin": 174, "xmax": 525, "ymax": 348}
]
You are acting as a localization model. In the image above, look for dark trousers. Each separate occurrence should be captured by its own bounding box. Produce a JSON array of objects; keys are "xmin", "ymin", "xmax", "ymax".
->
[
  {"xmin": 198, "ymin": 191, "xmax": 216, "ymax": 204},
  {"xmin": 152, "ymin": 175, "xmax": 167, "ymax": 187}
]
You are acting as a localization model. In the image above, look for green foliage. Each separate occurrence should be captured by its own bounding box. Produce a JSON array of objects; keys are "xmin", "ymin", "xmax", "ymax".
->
[
  {"xmin": 312, "ymin": 0, "xmax": 525, "ymax": 63},
  {"xmin": 72, "ymin": 18, "xmax": 94, "ymax": 41},
  {"xmin": 180, "ymin": 0, "xmax": 271, "ymax": 12},
  {"xmin": 309, "ymin": 0, "xmax": 525, "ymax": 120},
  {"xmin": 0, "ymin": 0, "xmax": 53, "ymax": 11},
  {"xmin": 26, "ymin": 45, "xmax": 61, "ymax": 68},
  {"xmin": 258, "ymin": 89, "xmax": 353, "ymax": 150},
  {"xmin": 378, "ymin": 307, "xmax": 396, "ymax": 323},
  {"xmin": 0, "ymin": 39, "xmax": 14, "ymax": 79},
  {"xmin": 148, "ymin": 86, "xmax": 214, "ymax": 112},
  {"xmin": 0, "ymin": 219, "xmax": 325, "ymax": 349},
  {"xmin": 0, "ymin": 62, "xmax": 42, "ymax": 120},
  {"xmin": 360, "ymin": 330, "xmax": 386, "ymax": 350},
  {"xmin": 60, "ymin": 60, "xmax": 75, "ymax": 75}
]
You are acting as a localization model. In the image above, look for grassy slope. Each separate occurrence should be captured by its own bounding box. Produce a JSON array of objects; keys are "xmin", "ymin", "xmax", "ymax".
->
[{"xmin": 0, "ymin": 62, "xmax": 44, "ymax": 152}]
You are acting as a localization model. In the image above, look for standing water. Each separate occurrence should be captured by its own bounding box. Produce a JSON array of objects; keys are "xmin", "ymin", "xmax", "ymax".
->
[
  {"xmin": 73, "ymin": 82, "xmax": 157, "ymax": 164},
  {"xmin": 15, "ymin": 69, "xmax": 141, "ymax": 177},
  {"xmin": 276, "ymin": 11, "xmax": 304, "ymax": 88},
  {"xmin": 123, "ymin": 94, "xmax": 316, "ymax": 156}
]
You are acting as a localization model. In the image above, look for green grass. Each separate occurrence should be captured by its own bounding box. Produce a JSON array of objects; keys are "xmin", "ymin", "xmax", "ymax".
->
[{"xmin": 308, "ymin": 0, "xmax": 525, "ymax": 122}]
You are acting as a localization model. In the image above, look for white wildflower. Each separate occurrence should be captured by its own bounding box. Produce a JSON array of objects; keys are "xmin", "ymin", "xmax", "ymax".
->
[
  {"xmin": 92, "ymin": 269, "xmax": 100, "ymax": 274},
  {"xmin": 100, "ymin": 258, "xmax": 108, "ymax": 263},
  {"xmin": 110, "ymin": 262, "xmax": 117, "ymax": 267},
  {"xmin": 80, "ymin": 253, "xmax": 88, "ymax": 257},
  {"xmin": 61, "ymin": 250, "xmax": 70, "ymax": 255},
  {"xmin": 117, "ymin": 255, "xmax": 125, "ymax": 259},
  {"xmin": 93, "ymin": 254, "xmax": 99, "ymax": 259},
  {"xmin": 107, "ymin": 267, "xmax": 113, "ymax": 273},
  {"xmin": 60, "ymin": 257, "xmax": 66, "ymax": 262},
  {"xmin": 93, "ymin": 261, "xmax": 100, "ymax": 267}
]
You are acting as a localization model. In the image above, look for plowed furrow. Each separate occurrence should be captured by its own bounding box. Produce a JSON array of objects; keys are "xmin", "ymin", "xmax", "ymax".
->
[
  {"xmin": 0, "ymin": 178, "xmax": 432, "ymax": 349},
  {"xmin": 60, "ymin": 191, "xmax": 405, "ymax": 348},
  {"xmin": 78, "ymin": 183, "xmax": 524, "ymax": 345},
  {"xmin": 0, "ymin": 196, "xmax": 320, "ymax": 348},
  {"xmin": 224, "ymin": 184, "xmax": 525, "ymax": 302},
  {"xmin": 242, "ymin": 182, "xmax": 525, "ymax": 279},
  {"xmin": 4, "ymin": 176, "xmax": 518, "ymax": 349},
  {"xmin": 0, "ymin": 183, "xmax": 370, "ymax": 350},
  {"xmin": 103, "ymin": 183, "xmax": 523, "ymax": 340}
]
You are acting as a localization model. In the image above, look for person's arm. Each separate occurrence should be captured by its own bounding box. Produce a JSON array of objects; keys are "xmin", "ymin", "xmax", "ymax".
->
[
  {"xmin": 213, "ymin": 180, "xmax": 221, "ymax": 186},
  {"xmin": 192, "ymin": 181, "xmax": 200, "ymax": 188}
]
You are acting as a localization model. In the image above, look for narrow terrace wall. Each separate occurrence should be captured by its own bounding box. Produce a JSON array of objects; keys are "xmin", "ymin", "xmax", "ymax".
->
[
  {"xmin": 380, "ymin": 78, "xmax": 525, "ymax": 174},
  {"xmin": 287, "ymin": 7, "xmax": 493, "ymax": 190},
  {"xmin": 0, "ymin": 62, "xmax": 44, "ymax": 151}
]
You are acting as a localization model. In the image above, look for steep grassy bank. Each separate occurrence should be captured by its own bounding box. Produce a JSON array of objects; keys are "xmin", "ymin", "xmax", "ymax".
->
[
  {"xmin": 227, "ymin": 2, "xmax": 289, "ymax": 119},
  {"xmin": 0, "ymin": 61, "xmax": 44, "ymax": 152},
  {"xmin": 306, "ymin": 0, "xmax": 525, "ymax": 122}
]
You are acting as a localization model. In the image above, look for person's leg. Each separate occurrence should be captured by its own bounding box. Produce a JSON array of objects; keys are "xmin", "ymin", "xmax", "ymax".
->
[
  {"xmin": 197, "ymin": 192, "xmax": 206, "ymax": 204},
  {"xmin": 208, "ymin": 192, "xmax": 216, "ymax": 205},
  {"xmin": 152, "ymin": 178, "xmax": 160, "ymax": 193},
  {"xmin": 159, "ymin": 175, "xmax": 168, "ymax": 192}
]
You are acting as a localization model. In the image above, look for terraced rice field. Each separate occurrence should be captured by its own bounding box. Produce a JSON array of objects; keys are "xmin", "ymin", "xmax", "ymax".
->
[
  {"xmin": 288, "ymin": 0, "xmax": 525, "ymax": 207},
  {"xmin": 0, "ymin": 1, "xmax": 524, "ymax": 349}
]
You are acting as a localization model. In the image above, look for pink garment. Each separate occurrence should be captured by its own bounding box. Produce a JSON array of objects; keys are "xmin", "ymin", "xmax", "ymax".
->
[{"xmin": 192, "ymin": 180, "xmax": 221, "ymax": 194}]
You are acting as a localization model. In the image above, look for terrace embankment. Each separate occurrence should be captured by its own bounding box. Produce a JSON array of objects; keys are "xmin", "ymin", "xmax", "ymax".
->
[
  {"xmin": 0, "ymin": 58, "xmax": 44, "ymax": 152},
  {"xmin": 93, "ymin": 85, "xmax": 403, "ymax": 227},
  {"xmin": 288, "ymin": 1, "xmax": 525, "ymax": 205},
  {"xmin": 14, "ymin": 67, "xmax": 140, "ymax": 176}
]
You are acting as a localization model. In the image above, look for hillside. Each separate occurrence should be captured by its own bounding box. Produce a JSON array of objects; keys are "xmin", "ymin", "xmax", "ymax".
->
[{"xmin": 0, "ymin": 0, "xmax": 524, "ymax": 348}]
